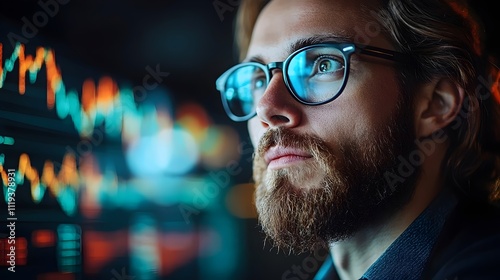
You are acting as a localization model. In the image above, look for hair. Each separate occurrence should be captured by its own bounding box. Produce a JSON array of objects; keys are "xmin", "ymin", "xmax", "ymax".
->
[{"xmin": 234, "ymin": 0, "xmax": 500, "ymax": 205}]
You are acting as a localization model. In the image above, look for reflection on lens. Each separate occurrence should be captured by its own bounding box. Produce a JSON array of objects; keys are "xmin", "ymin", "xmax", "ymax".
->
[
  {"xmin": 287, "ymin": 46, "xmax": 346, "ymax": 103},
  {"xmin": 224, "ymin": 65, "xmax": 267, "ymax": 118}
]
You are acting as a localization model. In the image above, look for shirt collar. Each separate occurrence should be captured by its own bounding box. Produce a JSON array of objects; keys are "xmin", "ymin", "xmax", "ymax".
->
[{"xmin": 314, "ymin": 191, "xmax": 458, "ymax": 280}]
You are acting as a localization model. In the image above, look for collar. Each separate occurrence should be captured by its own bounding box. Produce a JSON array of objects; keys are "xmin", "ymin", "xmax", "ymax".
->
[{"xmin": 314, "ymin": 191, "xmax": 458, "ymax": 280}]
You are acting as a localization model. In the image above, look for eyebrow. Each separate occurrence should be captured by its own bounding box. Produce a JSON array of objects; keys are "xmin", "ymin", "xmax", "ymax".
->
[
  {"xmin": 245, "ymin": 33, "xmax": 354, "ymax": 63},
  {"xmin": 287, "ymin": 34, "xmax": 353, "ymax": 54}
]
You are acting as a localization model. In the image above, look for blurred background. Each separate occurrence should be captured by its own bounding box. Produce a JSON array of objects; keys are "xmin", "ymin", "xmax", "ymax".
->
[{"xmin": 0, "ymin": 0, "xmax": 497, "ymax": 279}]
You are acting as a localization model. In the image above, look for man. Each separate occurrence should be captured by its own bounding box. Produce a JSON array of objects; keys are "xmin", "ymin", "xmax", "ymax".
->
[{"xmin": 215, "ymin": 0, "xmax": 500, "ymax": 279}]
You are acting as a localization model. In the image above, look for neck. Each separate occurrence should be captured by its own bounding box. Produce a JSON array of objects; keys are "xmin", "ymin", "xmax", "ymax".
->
[{"xmin": 330, "ymin": 144, "xmax": 447, "ymax": 280}]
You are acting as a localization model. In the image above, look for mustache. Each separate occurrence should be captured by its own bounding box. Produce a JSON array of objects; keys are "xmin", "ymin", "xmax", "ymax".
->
[
  {"xmin": 257, "ymin": 128, "xmax": 307, "ymax": 155},
  {"xmin": 256, "ymin": 128, "xmax": 336, "ymax": 166}
]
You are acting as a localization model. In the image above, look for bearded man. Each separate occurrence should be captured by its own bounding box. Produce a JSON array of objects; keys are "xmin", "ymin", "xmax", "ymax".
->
[{"xmin": 216, "ymin": 0, "xmax": 500, "ymax": 278}]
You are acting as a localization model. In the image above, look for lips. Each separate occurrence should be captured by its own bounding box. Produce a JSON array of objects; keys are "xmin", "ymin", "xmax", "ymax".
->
[{"xmin": 264, "ymin": 146, "xmax": 313, "ymax": 169}]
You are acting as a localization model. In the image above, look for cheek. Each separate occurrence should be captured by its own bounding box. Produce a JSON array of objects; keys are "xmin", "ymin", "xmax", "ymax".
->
[
  {"xmin": 341, "ymin": 72, "xmax": 400, "ymax": 133},
  {"xmin": 304, "ymin": 81, "xmax": 401, "ymax": 146},
  {"xmin": 352, "ymin": 67, "xmax": 401, "ymax": 119},
  {"xmin": 247, "ymin": 118, "xmax": 263, "ymax": 148}
]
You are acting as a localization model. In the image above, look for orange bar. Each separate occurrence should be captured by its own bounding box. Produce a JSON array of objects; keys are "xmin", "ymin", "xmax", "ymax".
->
[
  {"xmin": 82, "ymin": 79, "xmax": 96, "ymax": 113},
  {"xmin": 32, "ymin": 230, "xmax": 56, "ymax": 248},
  {"xmin": 18, "ymin": 44, "xmax": 26, "ymax": 94}
]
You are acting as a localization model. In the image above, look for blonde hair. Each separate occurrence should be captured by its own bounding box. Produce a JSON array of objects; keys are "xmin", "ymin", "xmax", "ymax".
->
[{"xmin": 234, "ymin": 0, "xmax": 269, "ymax": 61}]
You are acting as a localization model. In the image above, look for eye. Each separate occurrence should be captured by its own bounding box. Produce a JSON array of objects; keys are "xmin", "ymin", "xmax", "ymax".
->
[
  {"xmin": 319, "ymin": 60, "xmax": 332, "ymax": 72},
  {"xmin": 254, "ymin": 77, "xmax": 265, "ymax": 88},
  {"xmin": 252, "ymin": 75, "xmax": 266, "ymax": 90},
  {"xmin": 315, "ymin": 57, "xmax": 343, "ymax": 74}
]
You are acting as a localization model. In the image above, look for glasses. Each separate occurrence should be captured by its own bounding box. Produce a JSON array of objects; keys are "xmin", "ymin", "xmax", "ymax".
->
[{"xmin": 216, "ymin": 42, "xmax": 409, "ymax": 122}]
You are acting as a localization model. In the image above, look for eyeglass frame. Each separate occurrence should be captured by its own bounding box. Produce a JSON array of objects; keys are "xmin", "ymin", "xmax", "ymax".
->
[{"xmin": 216, "ymin": 42, "xmax": 410, "ymax": 122}]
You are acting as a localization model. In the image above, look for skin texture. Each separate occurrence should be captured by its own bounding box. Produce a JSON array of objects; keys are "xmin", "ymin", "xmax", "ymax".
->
[
  {"xmin": 245, "ymin": 0, "xmax": 464, "ymax": 279},
  {"xmin": 247, "ymin": 0, "xmax": 400, "ymax": 145}
]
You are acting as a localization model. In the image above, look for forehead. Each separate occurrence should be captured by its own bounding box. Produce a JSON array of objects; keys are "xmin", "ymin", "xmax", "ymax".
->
[{"xmin": 246, "ymin": 0, "xmax": 389, "ymax": 61}]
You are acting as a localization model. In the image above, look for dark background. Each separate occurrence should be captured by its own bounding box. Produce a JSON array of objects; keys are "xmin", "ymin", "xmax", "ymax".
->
[
  {"xmin": 0, "ymin": 1, "xmax": 498, "ymax": 280},
  {"xmin": 1, "ymin": 0, "xmax": 498, "ymax": 113}
]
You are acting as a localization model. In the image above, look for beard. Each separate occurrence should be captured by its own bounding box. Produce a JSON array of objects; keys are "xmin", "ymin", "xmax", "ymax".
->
[{"xmin": 253, "ymin": 99, "xmax": 419, "ymax": 253}]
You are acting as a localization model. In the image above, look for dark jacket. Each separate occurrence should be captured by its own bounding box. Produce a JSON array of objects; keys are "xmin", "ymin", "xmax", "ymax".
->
[{"xmin": 314, "ymin": 197, "xmax": 500, "ymax": 279}]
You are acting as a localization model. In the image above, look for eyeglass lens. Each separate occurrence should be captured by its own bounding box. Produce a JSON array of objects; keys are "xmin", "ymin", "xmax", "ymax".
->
[{"xmin": 222, "ymin": 45, "xmax": 347, "ymax": 119}]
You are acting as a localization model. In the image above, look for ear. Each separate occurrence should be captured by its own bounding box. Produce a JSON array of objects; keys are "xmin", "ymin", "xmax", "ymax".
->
[{"xmin": 414, "ymin": 78, "xmax": 465, "ymax": 138}]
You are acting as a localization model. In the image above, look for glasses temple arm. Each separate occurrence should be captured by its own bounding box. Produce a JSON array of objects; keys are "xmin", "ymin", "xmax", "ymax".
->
[{"xmin": 357, "ymin": 44, "xmax": 411, "ymax": 63}]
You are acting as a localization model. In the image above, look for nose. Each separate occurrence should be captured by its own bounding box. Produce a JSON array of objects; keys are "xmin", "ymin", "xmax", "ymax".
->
[{"xmin": 255, "ymin": 71, "xmax": 302, "ymax": 128}]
